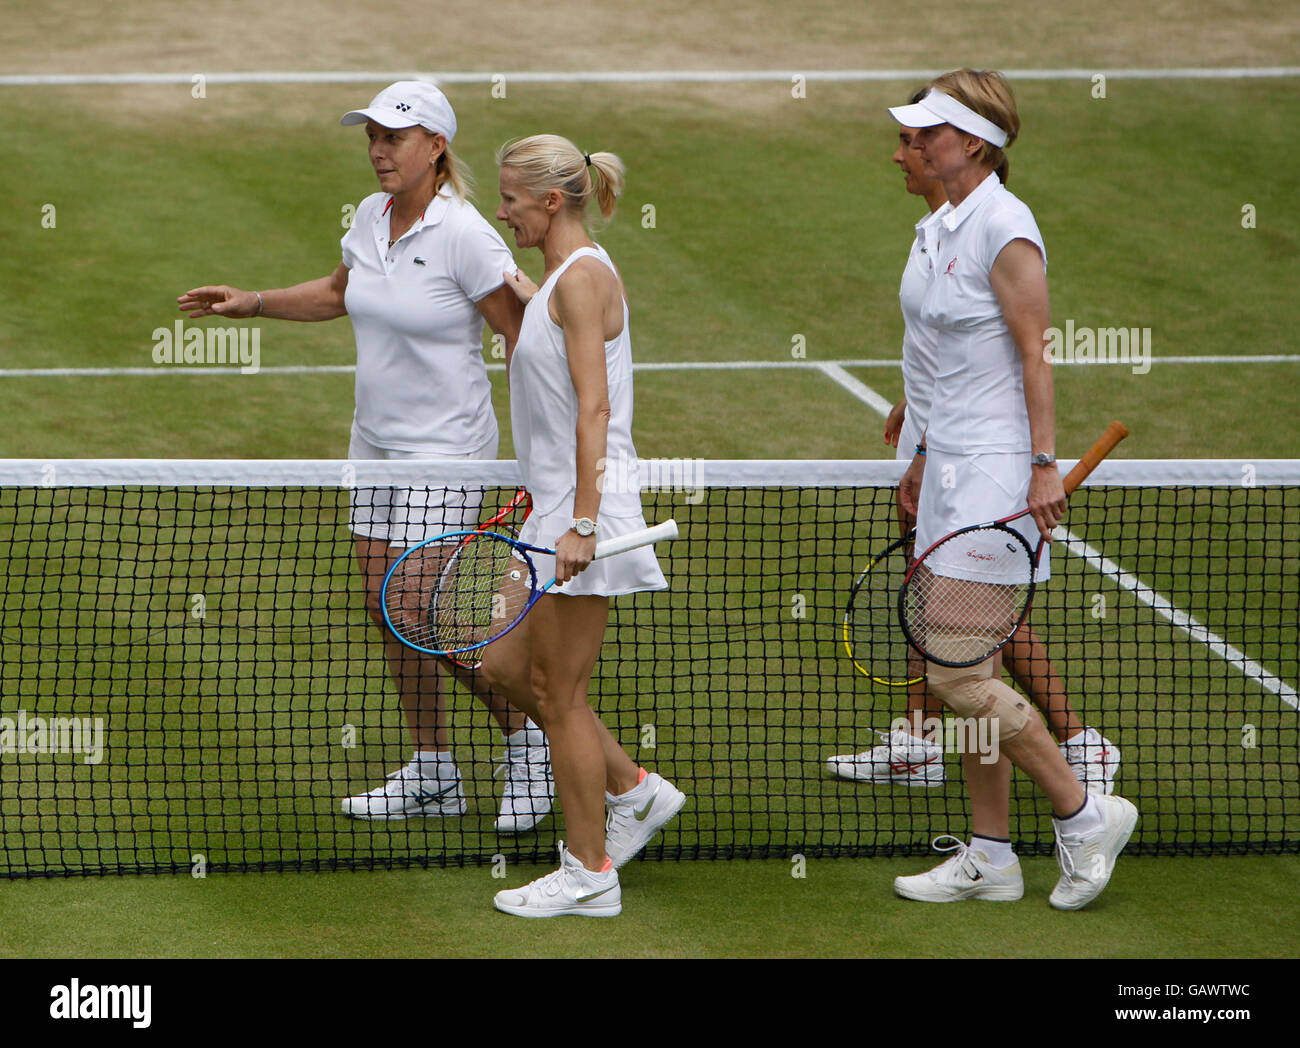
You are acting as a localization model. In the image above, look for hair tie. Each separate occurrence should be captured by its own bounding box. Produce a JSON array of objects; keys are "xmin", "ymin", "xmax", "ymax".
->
[{"xmin": 583, "ymin": 153, "xmax": 592, "ymax": 167}]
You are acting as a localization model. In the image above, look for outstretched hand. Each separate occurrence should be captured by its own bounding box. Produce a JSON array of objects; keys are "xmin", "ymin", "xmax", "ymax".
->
[{"xmin": 177, "ymin": 285, "xmax": 258, "ymax": 319}]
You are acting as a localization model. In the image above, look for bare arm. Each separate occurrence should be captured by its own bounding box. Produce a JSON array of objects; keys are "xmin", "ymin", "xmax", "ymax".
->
[
  {"xmin": 990, "ymin": 237, "xmax": 1064, "ymax": 540},
  {"xmin": 550, "ymin": 262, "xmax": 614, "ymax": 583},
  {"xmin": 885, "ymin": 397, "xmax": 907, "ymax": 447},
  {"xmin": 178, "ymin": 262, "xmax": 349, "ymax": 322},
  {"xmin": 475, "ymin": 283, "xmax": 525, "ymax": 368}
]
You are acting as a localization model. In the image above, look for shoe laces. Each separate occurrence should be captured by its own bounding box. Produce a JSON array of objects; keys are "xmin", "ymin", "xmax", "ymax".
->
[
  {"xmin": 519, "ymin": 842, "xmax": 574, "ymax": 901},
  {"xmin": 1053, "ymin": 822, "xmax": 1088, "ymax": 880},
  {"xmin": 927, "ymin": 834, "xmax": 971, "ymax": 876}
]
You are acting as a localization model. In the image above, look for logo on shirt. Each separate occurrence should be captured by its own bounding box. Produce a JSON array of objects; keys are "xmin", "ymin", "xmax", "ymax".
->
[
  {"xmin": 413, "ymin": 257, "xmax": 426, "ymax": 266},
  {"xmin": 944, "ymin": 257, "xmax": 958, "ymax": 275}
]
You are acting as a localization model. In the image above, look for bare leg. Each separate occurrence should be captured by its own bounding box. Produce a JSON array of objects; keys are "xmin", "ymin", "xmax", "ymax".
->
[
  {"xmin": 524, "ymin": 594, "xmax": 617, "ymax": 871},
  {"xmin": 479, "ymin": 575, "xmax": 637, "ymax": 798},
  {"xmin": 964, "ymin": 752, "xmax": 1012, "ymax": 840},
  {"xmin": 356, "ymin": 536, "xmax": 525, "ymax": 749},
  {"xmin": 1003, "ymin": 621, "xmax": 1084, "ymax": 743}
]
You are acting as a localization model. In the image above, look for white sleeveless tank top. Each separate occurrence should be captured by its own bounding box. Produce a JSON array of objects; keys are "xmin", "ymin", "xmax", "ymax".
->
[{"xmin": 509, "ymin": 244, "xmax": 644, "ymax": 518}]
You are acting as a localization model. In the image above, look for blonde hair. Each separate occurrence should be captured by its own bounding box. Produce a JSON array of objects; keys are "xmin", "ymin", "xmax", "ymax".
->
[
  {"xmin": 432, "ymin": 137, "xmax": 473, "ymax": 200},
  {"xmin": 495, "ymin": 134, "xmax": 625, "ymax": 221},
  {"xmin": 929, "ymin": 69, "xmax": 1020, "ymax": 185}
]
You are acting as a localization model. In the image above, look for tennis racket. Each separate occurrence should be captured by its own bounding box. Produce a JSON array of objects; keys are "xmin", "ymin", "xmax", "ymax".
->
[
  {"xmin": 438, "ymin": 489, "xmax": 531, "ymax": 667},
  {"xmin": 898, "ymin": 421, "xmax": 1128, "ymax": 668},
  {"xmin": 843, "ymin": 533, "xmax": 925, "ymax": 687},
  {"xmin": 382, "ymin": 519, "xmax": 678, "ymax": 665}
]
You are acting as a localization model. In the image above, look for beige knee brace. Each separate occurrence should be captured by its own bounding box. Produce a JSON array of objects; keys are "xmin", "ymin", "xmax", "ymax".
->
[{"xmin": 926, "ymin": 657, "xmax": 1032, "ymax": 742}]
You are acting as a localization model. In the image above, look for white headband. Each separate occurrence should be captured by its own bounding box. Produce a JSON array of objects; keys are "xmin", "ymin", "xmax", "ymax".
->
[{"xmin": 887, "ymin": 88, "xmax": 1009, "ymax": 148}]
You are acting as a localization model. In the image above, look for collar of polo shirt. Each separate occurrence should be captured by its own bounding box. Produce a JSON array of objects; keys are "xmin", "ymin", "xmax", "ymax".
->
[
  {"xmin": 888, "ymin": 88, "xmax": 1009, "ymax": 149},
  {"xmin": 936, "ymin": 171, "xmax": 1002, "ymax": 232}
]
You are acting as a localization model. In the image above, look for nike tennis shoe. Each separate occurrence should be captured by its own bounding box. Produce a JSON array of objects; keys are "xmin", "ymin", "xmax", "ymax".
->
[
  {"xmin": 827, "ymin": 729, "xmax": 945, "ymax": 787},
  {"xmin": 604, "ymin": 771, "xmax": 686, "ymax": 868},
  {"xmin": 493, "ymin": 734, "xmax": 554, "ymax": 834},
  {"xmin": 1060, "ymin": 727, "xmax": 1121, "ymax": 795},
  {"xmin": 340, "ymin": 763, "xmax": 466, "ymax": 819},
  {"xmin": 1050, "ymin": 793, "xmax": 1138, "ymax": 910},
  {"xmin": 894, "ymin": 836, "xmax": 1024, "ymax": 902},
  {"xmin": 493, "ymin": 841, "xmax": 622, "ymax": 918}
]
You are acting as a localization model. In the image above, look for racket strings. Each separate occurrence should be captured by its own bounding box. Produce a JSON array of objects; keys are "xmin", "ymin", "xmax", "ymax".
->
[
  {"xmin": 431, "ymin": 536, "xmax": 530, "ymax": 652},
  {"xmin": 900, "ymin": 528, "xmax": 1034, "ymax": 666},
  {"xmin": 383, "ymin": 543, "xmax": 449, "ymax": 649}
]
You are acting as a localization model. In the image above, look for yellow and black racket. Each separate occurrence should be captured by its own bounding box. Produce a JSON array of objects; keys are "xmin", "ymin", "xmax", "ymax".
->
[{"xmin": 843, "ymin": 532, "xmax": 925, "ymax": 687}]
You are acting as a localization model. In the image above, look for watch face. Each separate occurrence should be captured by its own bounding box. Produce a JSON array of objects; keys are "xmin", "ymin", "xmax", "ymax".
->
[{"xmin": 573, "ymin": 518, "xmax": 596, "ymax": 536}]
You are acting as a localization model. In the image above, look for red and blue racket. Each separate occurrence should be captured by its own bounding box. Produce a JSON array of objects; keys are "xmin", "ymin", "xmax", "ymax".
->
[
  {"xmin": 898, "ymin": 421, "xmax": 1128, "ymax": 668},
  {"xmin": 382, "ymin": 518, "xmax": 678, "ymax": 666}
]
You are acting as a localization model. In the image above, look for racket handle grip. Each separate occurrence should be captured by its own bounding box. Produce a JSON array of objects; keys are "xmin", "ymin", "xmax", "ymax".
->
[
  {"xmin": 1062, "ymin": 420, "xmax": 1129, "ymax": 495},
  {"xmin": 593, "ymin": 519, "xmax": 679, "ymax": 560}
]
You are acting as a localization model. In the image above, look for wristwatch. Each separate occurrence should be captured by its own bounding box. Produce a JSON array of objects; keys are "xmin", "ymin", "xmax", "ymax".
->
[
  {"xmin": 571, "ymin": 517, "xmax": 598, "ymax": 537},
  {"xmin": 1031, "ymin": 452, "xmax": 1057, "ymax": 467}
]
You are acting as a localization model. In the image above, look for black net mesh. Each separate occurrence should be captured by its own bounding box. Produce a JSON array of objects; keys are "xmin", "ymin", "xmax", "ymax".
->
[{"xmin": 0, "ymin": 468, "xmax": 1296, "ymax": 877}]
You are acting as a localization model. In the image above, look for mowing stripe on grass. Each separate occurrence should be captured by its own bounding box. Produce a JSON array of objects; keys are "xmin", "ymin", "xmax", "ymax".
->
[
  {"xmin": 2, "ymin": 356, "xmax": 1295, "ymax": 379},
  {"xmin": 3, "ymin": 68, "xmax": 1299, "ymax": 87},
  {"xmin": 1059, "ymin": 527, "xmax": 1300, "ymax": 710}
]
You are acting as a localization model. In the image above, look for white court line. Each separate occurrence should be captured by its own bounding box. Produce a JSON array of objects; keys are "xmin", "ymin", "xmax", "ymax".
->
[
  {"xmin": 1057, "ymin": 528, "xmax": 1298, "ymax": 710},
  {"xmin": 3, "ymin": 355, "xmax": 1295, "ymax": 378},
  {"xmin": 813, "ymin": 361, "xmax": 895, "ymax": 416},
  {"xmin": 2, "ymin": 68, "xmax": 1298, "ymax": 87},
  {"xmin": 811, "ymin": 361, "xmax": 1300, "ymax": 711}
]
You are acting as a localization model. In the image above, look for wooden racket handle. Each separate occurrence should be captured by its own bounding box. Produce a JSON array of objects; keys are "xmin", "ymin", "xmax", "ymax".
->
[{"xmin": 1062, "ymin": 421, "xmax": 1129, "ymax": 495}]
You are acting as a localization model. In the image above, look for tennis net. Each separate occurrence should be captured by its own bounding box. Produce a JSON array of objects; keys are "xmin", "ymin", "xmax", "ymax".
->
[{"xmin": 0, "ymin": 457, "xmax": 1296, "ymax": 877}]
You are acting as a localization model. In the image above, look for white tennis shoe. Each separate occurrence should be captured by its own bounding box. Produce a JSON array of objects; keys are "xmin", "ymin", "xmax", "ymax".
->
[
  {"xmin": 340, "ymin": 763, "xmax": 466, "ymax": 819},
  {"xmin": 493, "ymin": 842, "xmax": 622, "ymax": 918},
  {"xmin": 894, "ymin": 836, "xmax": 1024, "ymax": 902},
  {"xmin": 827, "ymin": 728, "xmax": 945, "ymax": 787},
  {"xmin": 1050, "ymin": 794, "xmax": 1138, "ymax": 910},
  {"xmin": 1061, "ymin": 727, "xmax": 1121, "ymax": 795},
  {"xmin": 604, "ymin": 772, "xmax": 686, "ymax": 868},
  {"xmin": 493, "ymin": 735, "xmax": 554, "ymax": 834}
]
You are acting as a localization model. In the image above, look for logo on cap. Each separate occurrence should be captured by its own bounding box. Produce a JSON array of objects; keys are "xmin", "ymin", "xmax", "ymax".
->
[{"xmin": 395, "ymin": 102, "xmax": 411, "ymax": 112}]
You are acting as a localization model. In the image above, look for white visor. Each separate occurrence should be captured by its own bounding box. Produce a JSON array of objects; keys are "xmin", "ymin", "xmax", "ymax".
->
[{"xmin": 888, "ymin": 88, "xmax": 1009, "ymax": 148}]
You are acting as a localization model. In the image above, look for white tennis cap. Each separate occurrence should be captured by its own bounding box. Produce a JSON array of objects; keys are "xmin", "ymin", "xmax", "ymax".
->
[
  {"xmin": 341, "ymin": 81, "xmax": 458, "ymax": 142},
  {"xmin": 888, "ymin": 88, "xmax": 1008, "ymax": 148}
]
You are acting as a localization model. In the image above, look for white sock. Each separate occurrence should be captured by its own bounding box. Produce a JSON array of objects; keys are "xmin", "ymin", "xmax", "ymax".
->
[
  {"xmin": 970, "ymin": 835, "xmax": 1016, "ymax": 868},
  {"xmin": 1057, "ymin": 794, "xmax": 1103, "ymax": 835},
  {"xmin": 505, "ymin": 719, "xmax": 546, "ymax": 749},
  {"xmin": 412, "ymin": 750, "xmax": 455, "ymax": 777},
  {"xmin": 609, "ymin": 768, "xmax": 649, "ymax": 802}
]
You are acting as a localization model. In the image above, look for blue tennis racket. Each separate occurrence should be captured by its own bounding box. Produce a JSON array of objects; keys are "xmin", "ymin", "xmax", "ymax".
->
[{"xmin": 381, "ymin": 519, "xmax": 678, "ymax": 665}]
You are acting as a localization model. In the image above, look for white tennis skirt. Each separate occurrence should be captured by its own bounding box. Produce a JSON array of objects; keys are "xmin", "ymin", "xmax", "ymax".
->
[
  {"xmin": 347, "ymin": 426, "xmax": 498, "ymax": 547},
  {"xmin": 517, "ymin": 497, "xmax": 668, "ymax": 597},
  {"xmin": 913, "ymin": 449, "xmax": 1051, "ymax": 582}
]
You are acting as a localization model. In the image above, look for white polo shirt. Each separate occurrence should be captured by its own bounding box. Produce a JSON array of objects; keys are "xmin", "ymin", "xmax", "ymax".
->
[
  {"xmin": 919, "ymin": 172, "xmax": 1046, "ymax": 455},
  {"xmin": 341, "ymin": 187, "xmax": 516, "ymax": 453},
  {"xmin": 897, "ymin": 208, "xmax": 943, "ymax": 456}
]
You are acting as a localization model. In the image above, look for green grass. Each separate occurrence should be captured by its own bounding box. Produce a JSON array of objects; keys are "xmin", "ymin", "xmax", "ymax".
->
[
  {"xmin": 0, "ymin": 80, "xmax": 1296, "ymax": 458},
  {"xmin": 2, "ymin": 855, "xmax": 1296, "ymax": 958}
]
